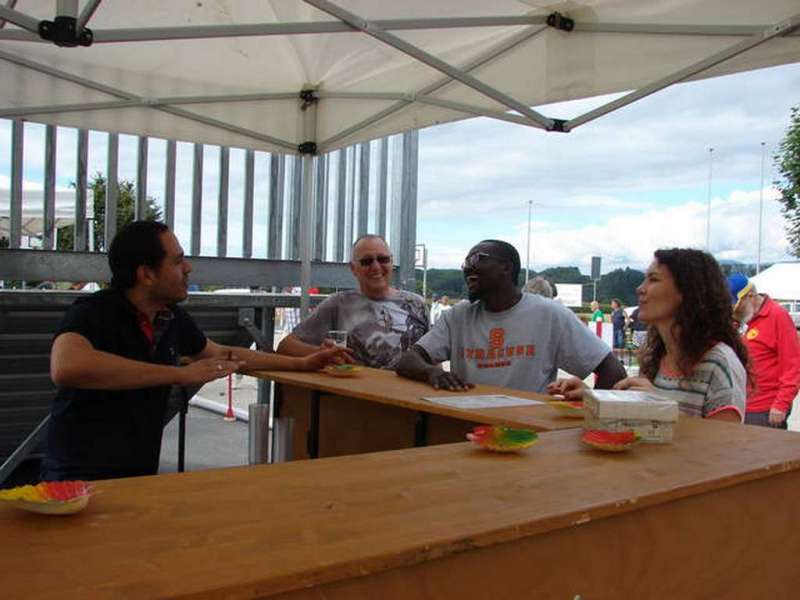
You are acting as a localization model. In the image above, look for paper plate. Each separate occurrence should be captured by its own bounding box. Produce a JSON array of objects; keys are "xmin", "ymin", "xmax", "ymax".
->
[
  {"xmin": 466, "ymin": 425, "xmax": 538, "ymax": 453},
  {"xmin": 322, "ymin": 365, "xmax": 363, "ymax": 378},
  {"xmin": 549, "ymin": 400, "xmax": 585, "ymax": 418},
  {"xmin": 0, "ymin": 481, "xmax": 94, "ymax": 515},
  {"xmin": 581, "ymin": 429, "xmax": 640, "ymax": 452}
]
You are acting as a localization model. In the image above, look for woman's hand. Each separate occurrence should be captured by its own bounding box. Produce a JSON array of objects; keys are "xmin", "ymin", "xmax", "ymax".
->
[{"xmin": 613, "ymin": 377, "xmax": 654, "ymax": 391}]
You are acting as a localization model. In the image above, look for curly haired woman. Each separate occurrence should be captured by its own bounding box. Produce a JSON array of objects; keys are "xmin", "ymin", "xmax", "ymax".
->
[{"xmin": 550, "ymin": 248, "xmax": 749, "ymax": 422}]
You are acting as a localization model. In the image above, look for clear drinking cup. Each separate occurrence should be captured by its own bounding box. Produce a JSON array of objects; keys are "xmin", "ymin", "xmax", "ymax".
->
[{"xmin": 327, "ymin": 330, "xmax": 348, "ymax": 348}]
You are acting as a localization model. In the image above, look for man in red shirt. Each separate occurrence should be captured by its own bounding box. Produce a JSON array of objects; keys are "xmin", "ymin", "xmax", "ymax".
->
[{"xmin": 728, "ymin": 273, "xmax": 800, "ymax": 428}]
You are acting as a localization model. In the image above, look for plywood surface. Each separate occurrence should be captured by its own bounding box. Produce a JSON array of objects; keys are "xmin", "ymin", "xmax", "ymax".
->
[
  {"xmin": 3, "ymin": 419, "xmax": 800, "ymax": 599},
  {"xmin": 256, "ymin": 366, "xmax": 578, "ymax": 431}
]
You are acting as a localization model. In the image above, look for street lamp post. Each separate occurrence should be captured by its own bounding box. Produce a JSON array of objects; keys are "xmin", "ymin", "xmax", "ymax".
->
[
  {"xmin": 757, "ymin": 141, "xmax": 766, "ymax": 274},
  {"xmin": 706, "ymin": 147, "xmax": 714, "ymax": 251},
  {"xmin": 525, "ymin": 200, "xmax": 532, "ymax": 284}
]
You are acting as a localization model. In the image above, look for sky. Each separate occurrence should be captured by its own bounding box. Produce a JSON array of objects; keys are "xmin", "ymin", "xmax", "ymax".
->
[{"xmin": 2, "ymin": 61, "xmax": 799, "ymax": 277}]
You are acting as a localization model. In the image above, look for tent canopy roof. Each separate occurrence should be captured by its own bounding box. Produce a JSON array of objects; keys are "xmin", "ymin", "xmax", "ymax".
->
[{"xmin": 1, "ymin": 1, "xmax": 798, "ymax": 154}]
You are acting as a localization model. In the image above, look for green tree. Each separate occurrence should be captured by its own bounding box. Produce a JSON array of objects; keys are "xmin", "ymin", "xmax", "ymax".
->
[
  {"xmin": 775, "ymin": 104, "xmax": 800, "ymax": 257},
  {"xmin": 57, "ymin": 173, "xmax": 162, "ymax": 251}
]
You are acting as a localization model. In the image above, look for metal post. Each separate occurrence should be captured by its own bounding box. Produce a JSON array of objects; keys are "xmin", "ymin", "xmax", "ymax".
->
[
  {"xmin": 136, "ymin": 136, "xmax": 148, "ymax": 220},
  {"xmin": 42, "ymin": 125, "xmax": 57, "ymax": 250},
  {"xmin": 299, "ymin": 90, "xmax": 318, "ymax": 318},
  {"xmin": 525, "ymin": 200, "xmax": 532, "ymax": 284},
  {"xmin": 9, "ymin": 120, "xmax": 22, "ymax": 249},
  {"xmin": 164, "ymin": 140, "xmax": 176, "ymax": 230},
  {"xmin": 422, "ymin": 245, "xmax": 428, "ymax": 299},
  {"xmin": 74, "ymin": 129, "xmax": 88, "ymax": 251},
  {"xmin": 191, "ymin": 143, "xmax": 203, "ymax": 256},
  {"xmin": 757, "ymin": 142, "xmax": 766, "ymax": 274},
  {"xmin": 105, "ymin": 133, "xmax": 119, "ymax": 249},
  {"xmin": 706, "ymin": 147, "xmax": 714, "ymax": 251}
]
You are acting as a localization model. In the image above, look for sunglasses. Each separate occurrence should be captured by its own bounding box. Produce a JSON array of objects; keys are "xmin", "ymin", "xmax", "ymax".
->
[
  {"xmin": 357, "ymin": 254, "xmax": 392, "ymax": 267},
  {"xmin": 461, "ymin": 252, "xmax": 507, "ymax": 271}
]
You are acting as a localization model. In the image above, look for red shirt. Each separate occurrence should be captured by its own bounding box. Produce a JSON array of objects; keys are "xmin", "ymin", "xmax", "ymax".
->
[{"xmin": 742, "ymin": 296, "xmax": 800, "ymax": 414}]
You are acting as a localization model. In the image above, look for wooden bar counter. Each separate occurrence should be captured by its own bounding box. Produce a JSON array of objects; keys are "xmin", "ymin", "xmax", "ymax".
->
[
  {"xmin": 253, "ymin": 367, "xmax": 580, "ymax": 459},
  {"xmin": 4, "ymin": 418, "xmax": 800, "ymax": 599}
]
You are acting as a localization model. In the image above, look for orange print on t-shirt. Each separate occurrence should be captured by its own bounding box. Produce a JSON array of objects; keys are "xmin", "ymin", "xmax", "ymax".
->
[{"xmin": 489, "ymin": 328, "xmax": 505, "ymax": 349}]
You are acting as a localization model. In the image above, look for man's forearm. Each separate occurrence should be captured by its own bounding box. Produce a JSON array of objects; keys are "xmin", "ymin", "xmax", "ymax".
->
[
  {"xmin": 396, "ymin": 349, "xmax": 442, "ymax": 383},
  {"xmin": 220, "ymin": 344, "xmax": 309, "ymax": 372},
  {"xmin": 593, "ymin": 352, "xmax": 627, "ymax": 390},
  {"xmin": 276, "ymin": 334, "xmax": 319, "ymax": 357},
  {"xmin": 52, "ymin": 348, "xmax": 185, "ymax": 390}
]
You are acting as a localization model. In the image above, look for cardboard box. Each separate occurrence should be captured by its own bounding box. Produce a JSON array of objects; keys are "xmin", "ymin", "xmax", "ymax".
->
[{"xmin": 583, "ymin": 389, "xmax": 679, "ymax": 443}]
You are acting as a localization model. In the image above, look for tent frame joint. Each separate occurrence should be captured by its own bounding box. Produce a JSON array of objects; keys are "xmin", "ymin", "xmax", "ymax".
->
[
  {"xmin": 298, "ymin": 141, "xmax": 318, "ymax": 155},
  {"xmin": 39, "ymin": 15, "xmax": 93, "ymax": 47},
  {"xmin": 299, "ymin": 88, "xmax": 319, "ymax": 111},
  {"xmin": 547, "ymin": 118, "xmax": 569, "ymax": 133},
  {"xmin": 546, "ymin": 12, "xmax": 574, "ymax": 33}
]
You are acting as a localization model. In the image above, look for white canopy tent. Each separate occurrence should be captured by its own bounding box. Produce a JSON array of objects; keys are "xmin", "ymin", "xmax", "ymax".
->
[
  {"xmin": 751, "ymin": 263, "xmax": 800, "ymax": 302},
  {"xmin": 1, "ymin": 1, "xmax": 799, "ymax": 310},
  {"xmin": 0, "ymin": 187, "xmax": 84, "ymax": 241}
]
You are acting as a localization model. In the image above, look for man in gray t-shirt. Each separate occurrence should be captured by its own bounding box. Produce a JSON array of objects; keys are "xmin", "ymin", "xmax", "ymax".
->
[
  {"xmin": 277, "ymin": 235, "xmax": 429, "ymax": 369},
  {"xmin": 397, "ymin": 240, "xmax": 626, "ymax": 393}
]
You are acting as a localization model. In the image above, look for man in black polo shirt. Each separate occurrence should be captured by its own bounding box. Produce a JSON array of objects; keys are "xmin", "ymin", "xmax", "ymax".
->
[{"xmin": 42, "ymin": 221, "xmax": 348, "ymax": 481}]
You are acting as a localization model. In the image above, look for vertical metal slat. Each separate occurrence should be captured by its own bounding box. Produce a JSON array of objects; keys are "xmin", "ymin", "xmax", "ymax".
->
[
  {"xmin": 217, "ymin": 146, "xmax": 229, "ymax": 258},
  {"xmin": 289, "ymin": 156, "xmax": 303, "ymax": 260},
  {"xmin": 105, "ymin": 133, "xmax": 119, "ymax": 249},
  {"xmin": 377, "ymin": 137, "xmax": 389, "ymax": 239},
  {"xmin": 268, "ymin": 154, "xmax": 285, "ymax": 259},
  {"xmin": 398, "ymin": 131, "xmax": 419, "ymax": 290},
  {"xmin": 347, "ymin": 146, "xmax": 356, "ymax": 255},
  {"xmin": 357, "ymin": 142, "xmax": 370, "ymax": 237},
  {"xmin": 191, "ymin": 143, "xmax": 203, "ymax": 256},
  {"xmin": 42, "ymin": 125, "xmax": 57, "ymax": 250},
  {"xmin": 334, "ymin": 149, "xmax": 347, "ymax": 262},
  {"xmin": 164, "ymin": 140, "xmax": 176, "ymax": 230},
  {"xmin": 9, "ymin": 119, "xmax": 23, "ymax": 249},
  {"xmin": 136, "ymin": 136, "xmax": 148, "ymax": 220},
  {"xmin": 242, "ymin": 149, "xmax": 255, "ymax": 259},
  {"xmin": 74, "ymin": 129, "xmax": 88, "ymax": 251},
  {"xmin": 313, "ymin": 154, "xmax": 327, "ymax": 261}
]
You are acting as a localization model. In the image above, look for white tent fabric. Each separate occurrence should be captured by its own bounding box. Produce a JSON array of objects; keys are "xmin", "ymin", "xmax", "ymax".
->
[
  {"xmin": 750, "ymin": 263, "xmax": 800, "ymax": 302},
  {"xmin": 0, "ymin": 188, "xmax": 84, "ymax": 238},
  {"xmin": 0, "ymin": 1, "xmax": 798, "ymax": 154}
]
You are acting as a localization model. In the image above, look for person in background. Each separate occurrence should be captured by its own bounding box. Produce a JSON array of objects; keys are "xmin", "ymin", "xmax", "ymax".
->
[
  {"xmin": 277, "ymin": 234, "xmax": 429, "ymax": 369},
  {"xmin": 523, "ymin": 276, "xmax": 554, "ymax": 299},
  {"xmin": 728, "ymin": 273, "xmax": 800, "ymax": 428},
  {"xmin": 610, "ymin": 298, "xmax": 627, "ymax": 354},
  {"xmin": 43, "ymin": 221, "xmax": 348, "ymax": 481},
  {"xmin": 551, "ymin": 248, "xmax": 747, "ymax": 422},
  {"xmin": 589, "ymin": 300, "xmax": 604, "ymax": 323},
  {"xmin": 396, "ymin": 240, "xmax": 626, "ymax": 393},
  {"xmin": 430, "ymin": 294, "xmax": 444, "ymax": 325}
]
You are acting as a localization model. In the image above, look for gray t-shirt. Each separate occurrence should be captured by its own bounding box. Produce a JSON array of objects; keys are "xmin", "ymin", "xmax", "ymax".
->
[
  {"xmin": 291, "ymin": 289, "xmax": 429, "ymax": 369},
  {"xmin": 416, "ymin": 293, "xmax": 610, "ymax": 393}
]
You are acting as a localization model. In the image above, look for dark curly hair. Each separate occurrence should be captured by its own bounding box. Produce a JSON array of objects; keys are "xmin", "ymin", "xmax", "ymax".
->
[{"xmin": 638, "ymin": 248, "xmax": 750, "ymax": 383}]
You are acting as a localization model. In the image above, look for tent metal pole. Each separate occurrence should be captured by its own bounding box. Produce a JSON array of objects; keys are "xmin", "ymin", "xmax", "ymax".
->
[
  {"xmin": 0, "ymin": 15, "xmax": 547, "ymax": 43},
  {"xmin": 57, "ymin": 0, "xmax": 77, "ymax": 18},
  {"xmin": 77, "ymin": 0, "xmax": 102, "ymax": 31},
  {"xmin": 0, "ymin": 0, "xmax": 20, "ymax": 30},
  {"xmin": 304, "ymin": 0, "xmax": 554, "ymax": 130},
  {"xmin": 299, "ymin": 90, "xmax": 318, "ymax": 318},
  {"xmin": 334, "ymin": 149, "xmax": 346, "ymax": 262},
  {"xmin": 376, "ymin": 138, "xmax": 388, "ymax": 239},
  {"xmin": 567, "ymin": 12, "xmax": 800, "ymax": 130},
  {"xmin": 320, "ymin": 25, "xmax": 547, "ymax": 149},
  {"xmin": 0, "ymin": 5, "xmax": 38, "ymax": 32}
]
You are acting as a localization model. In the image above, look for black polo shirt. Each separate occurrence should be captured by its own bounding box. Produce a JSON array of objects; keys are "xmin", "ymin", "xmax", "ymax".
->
[{"xmin": 40, "ymin": 289, "xmax": 207, "ymax": 481}]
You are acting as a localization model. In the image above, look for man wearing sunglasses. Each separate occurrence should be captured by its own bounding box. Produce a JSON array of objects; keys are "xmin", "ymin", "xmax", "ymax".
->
[
  {"xmin": 396, "ymin": 240, "xmax": 626, "ymax": 393},
  {"xmin": 277, "ymin": 234, "xmax": 429, "ymax": 369}
]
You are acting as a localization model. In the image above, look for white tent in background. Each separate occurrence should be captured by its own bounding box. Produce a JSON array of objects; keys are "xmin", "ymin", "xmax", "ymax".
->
[
  {"xmin": 750, "ymin": 263, "xmax": 800, "ymax": 302},
  {"xmin": 1, "ymin": 1, "xmax": 798, "ymax": 308},
  {"xmin": 0, "ymin": 188, "xmax": 85, "ymax": 241}
]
